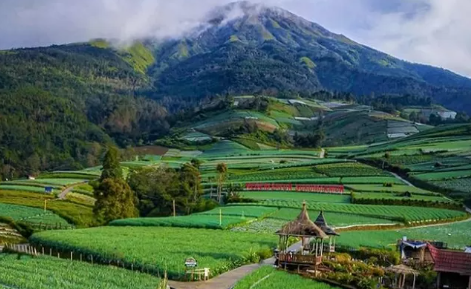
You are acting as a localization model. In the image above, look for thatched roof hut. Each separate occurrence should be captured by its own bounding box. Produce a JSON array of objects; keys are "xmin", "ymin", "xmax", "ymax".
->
[
  {"xmin": 276, "ymin": 202, "xmax": 327, "ymax": 238},
  {"xmin": 314, "ymin": 210, "xmax": 339, "ymax": 236}
]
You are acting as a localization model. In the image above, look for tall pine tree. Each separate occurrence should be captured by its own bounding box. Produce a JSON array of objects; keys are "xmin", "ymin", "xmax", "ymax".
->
[{"xmin": 93, "ymin": 146, "xmax": 137, "ymax": 224}]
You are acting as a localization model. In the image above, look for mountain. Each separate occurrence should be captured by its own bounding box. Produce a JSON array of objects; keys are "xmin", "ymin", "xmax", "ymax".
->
[
  {"xmin": 0, "ymin": 43, "xmax": 169, "ymax": 178},
  {"xmin": 1, "ymin": 1, "xmax": 471, "ymax": 176},
  {"xmin": 148, "ymin": 1, "xmax": 471, "ymax": 114}
]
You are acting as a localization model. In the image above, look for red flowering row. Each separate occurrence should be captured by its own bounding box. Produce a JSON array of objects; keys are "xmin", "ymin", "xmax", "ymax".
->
[{"xmin": 245, "ymin": 183, "xmax": 344, "ymax": 193}]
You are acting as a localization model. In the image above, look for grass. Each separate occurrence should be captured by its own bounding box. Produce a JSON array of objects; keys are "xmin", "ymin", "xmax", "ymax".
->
[
  {"xmin": 234, "ymin": 266, "xmax": 341, "ymax": 289},
  {"xmin": 0, "ymin": 254, "xmax": 160, "ymax": 289},
  {"xmin": 240, "ymin": 192, "xmax": 351, "ymax": 203},
  {"xmin": 0, "ymin": 191, "xmax": 94, "ymax": 227},
  {"xmin": 337, "ymin": 220, "xmax": 471, "ymax": 250},
  {"xmin": 0, "ymin": 203, "xmax": 69, "ymax": 225},
  {"xmin": 30, "ymin": 227, "xmax": 277, "ymax": 280}
]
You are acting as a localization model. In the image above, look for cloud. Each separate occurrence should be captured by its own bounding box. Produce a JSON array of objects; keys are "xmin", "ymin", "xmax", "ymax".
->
[{"xmin": 1, "ymin": 0, "xmax": 470, "ymax": 77}]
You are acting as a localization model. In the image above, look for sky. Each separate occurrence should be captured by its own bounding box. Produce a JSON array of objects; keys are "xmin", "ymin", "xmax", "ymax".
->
[{"xmin": 1, "ymin": 0, "xmax": 470, "ymax": 77}]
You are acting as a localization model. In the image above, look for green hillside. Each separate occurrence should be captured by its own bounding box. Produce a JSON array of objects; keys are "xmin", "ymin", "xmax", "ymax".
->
[
  {"xmin": 161, "ymin": 95, "xmax": 423, "ymax": 148},
  {"xmin": 147, "ymin": 2, "xmax": 471, "ymax": 114},
  {"xmin": 0, "ymin": 43, "xmax": 168, "ymax": 177}
]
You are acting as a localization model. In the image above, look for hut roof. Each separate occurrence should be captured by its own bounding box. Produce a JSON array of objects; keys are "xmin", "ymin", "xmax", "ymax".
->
[
  {"xmin": 314, "ymin": 210, "xmax": 339, "ymax": 236},
  {"xmin": 276, "ymin": 203, "xmax": 327, "ymax": 238},
  {"xmin": 386, "ymin": 264, "xmax": 419, "ymax": 275}
]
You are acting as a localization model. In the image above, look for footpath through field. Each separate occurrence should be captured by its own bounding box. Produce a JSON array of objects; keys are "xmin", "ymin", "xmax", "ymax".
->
[
  {"xmin": 58, "ymin": 182, "xmax": 87, "ymax": 200},
  {"xmin": 389, "ymin": 172, "xmax": 413, "ymax": 186},
  {"xmin": 319, "ymin": 148, "xmax": 325, "ymax": 159},
  {"xmin": 168, "ymin": 242, "xmax": 301, "ymax": 289}
]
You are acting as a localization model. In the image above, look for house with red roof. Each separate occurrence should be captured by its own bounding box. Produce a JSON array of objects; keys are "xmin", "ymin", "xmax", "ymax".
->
[{"xmin": 427, "ymin": 243, "xmax": 471, "ymax": 289}]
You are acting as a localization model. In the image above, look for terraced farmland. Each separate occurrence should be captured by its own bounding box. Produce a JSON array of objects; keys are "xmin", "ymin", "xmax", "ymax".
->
[
  {"xmin": 234, "ymin": 201, "xmax": 466, "ymax": 223},
  {"xmin": 0, "ymin": 254, "xmax": 161, "ymax": 289},
  {"xmin": 314, "ymin": 162, "xmax": 387, "ymax": 177},
  {"xmin": 0, "ymin": 203, "xmax": 69, "ymax": 226},
  {"xmin": 110, "ymin": 215, "xmax": 254, "ymax": 229},
  {"xmin": 336, "ymin": 220, "xmax": 471, "ymax": 250},
  {"xmin": 270, "ymin": 209, "xmax": 396, "ymax": 227},
  {"xmin": 234, "ymin": 266, "xmax": 341, "ymax": 289},
  {"xmin": 30, "ymin": 227, "xmax": 277, "ymax": 280},
  {"xmin": 240, "ymin": 192, "xmax": 351, "ymax": 203},
  {"xmin": 0, "ymin": 191, "xmax": 93, "ymax": 227}
]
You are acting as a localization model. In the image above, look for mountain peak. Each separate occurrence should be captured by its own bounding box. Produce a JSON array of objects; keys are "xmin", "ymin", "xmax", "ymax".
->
[{"xmin": 207, "ymin": 1, "xmax": 301, "ymax": 26}]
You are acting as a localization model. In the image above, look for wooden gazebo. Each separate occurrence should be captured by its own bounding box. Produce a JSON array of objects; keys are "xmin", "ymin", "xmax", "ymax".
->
[
  {"xmin": 314, "ymin": 210, "xmax": 339, "ymax": 253},
  {"xmin": 276, "ymin": 202, "xmax": 329, "ymax": 269},
  {"xmin": 385, "ymin": 264, "xmax": 419, "ymax": 289}
]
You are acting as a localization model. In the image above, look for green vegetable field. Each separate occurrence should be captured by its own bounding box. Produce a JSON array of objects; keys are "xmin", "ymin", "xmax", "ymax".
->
[
  {"xmin": 233, "ymin": 266, "xmax": 341, "ymax": 289},
  {"xmin": 0, "ymin": 254, "xmax": 161, "ymax": 289},
  {"xmin": 234, "ymin": 201, "xmax": 466, "ymax": 223},
  {"xmin": 30, "ymin": 227, "xmax": 277, "ymax": 279},
  {"xmin": 336, "ymin": 220, "xmax": 471, "ymax": 250},
  {"xmin": 110, "ymin": 215, "xmax": 253, "ymax": 229},
  {"xmin": 0, "ymin": 203, "xmax": 69, "ymax": 225},
  {"xmin": 240, "ymin": 192, "xmax": 351, "ymax": 203}
]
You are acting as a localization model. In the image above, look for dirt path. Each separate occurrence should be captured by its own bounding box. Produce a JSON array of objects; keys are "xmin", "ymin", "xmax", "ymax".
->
[
  {"xmin": 168, "ymin": 242, "xmax": 301, "ymax": 289},
  {"xmin": 403, "ymin": 216, "xmax": 471, "ymax": 230},
  {"xmin": 58, "ymin": 182, "xmax": 87, "ymax": 200},
  {"xmin": 389, "ymin": 172, "xmax": 413, "ymax": 186},
  {"xmin": 319, "ymin": 148, "xmax": 325, "ymax": 159}
]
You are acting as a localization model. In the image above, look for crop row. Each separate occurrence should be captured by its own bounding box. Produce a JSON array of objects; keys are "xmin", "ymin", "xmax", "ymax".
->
[
  {"xmin": 240, "ymin": 192, "xmax": 351, "ymax": 203},
  {"xmin": 337, "ymin": 220, "xmax": 471, "ymax": 250},
  {"xmin": 234, "ymin": 266, "xmax": 341, "ymax": 289},
  {"xmin": 270, "ymin": 209, "xmax": 396, "ymax": 227},
  {"xmin": 110, "ymin": 215, "xmax": 254, "ymax": 229},
  {"xmin": 313, "ymin": 162, "xmax": 387, "ymax": 177},
  {"xmin": 412, "ymin": 170, "xmax": 471, "ymax": 181},
  {"xmin": 431, "ymin": 178, "xmax": 471, "ymax": 194},
  {"xmin": 0, "ymin": 203, "xmax": 69, "ymax": 226},
  {"xmin": 0, "ymin": 190, "xmax": 94, "ymax": 227},
  {"xmin": 232, "ymin": 201, "xmax": 466, "ymax": 223},
  {"xmin": 0, "ymin": 254, "xmax": 160, "ymax": 289},
  {"xmin": 30, "ymin": 227, "xmax": 277, "ymax": 280}
]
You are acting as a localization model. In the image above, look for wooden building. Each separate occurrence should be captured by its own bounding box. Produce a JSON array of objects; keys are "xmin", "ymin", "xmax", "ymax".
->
[
  {"xmin": 314, "ymin": 210, "xmax": 339, "ymax": 253},
  {"xmin": 428, "ymin": 244, "xmax": 471, "ymax": 289},
  {"xmin": 275, "ymin": 203, "xmax": 338, "ymax": 270}
]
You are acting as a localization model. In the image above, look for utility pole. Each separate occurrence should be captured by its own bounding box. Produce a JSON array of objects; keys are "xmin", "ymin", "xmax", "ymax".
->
[
  {"xmin": 219, "ymin": 208, "xmax": 222, "ymax": 226},
  {"xmin": 173, "ymin": 199, "xmax": 176, "ymax": 217}
]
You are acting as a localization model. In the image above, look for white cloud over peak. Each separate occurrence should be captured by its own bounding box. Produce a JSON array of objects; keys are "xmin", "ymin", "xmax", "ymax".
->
[{"xmin": 1, "ymin": 0, "xmax": 470, "ymax": 77}]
